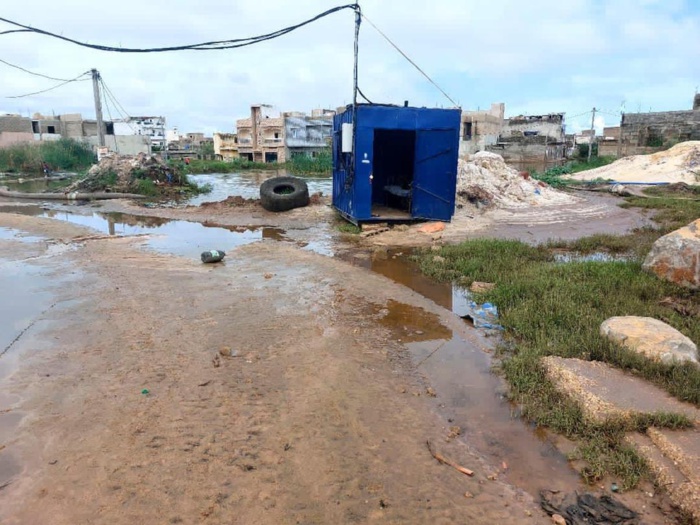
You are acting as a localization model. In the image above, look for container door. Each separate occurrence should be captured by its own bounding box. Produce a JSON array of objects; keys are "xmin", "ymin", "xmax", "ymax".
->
[{"xmin": 412, "ymin": 129, "xmax": 457, "ymax": 221}]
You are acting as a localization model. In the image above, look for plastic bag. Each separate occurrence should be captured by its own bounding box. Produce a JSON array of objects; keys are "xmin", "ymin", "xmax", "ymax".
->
[{"xmin": 201, "ymin": 249, "xmax": 226, "ymax": 263}]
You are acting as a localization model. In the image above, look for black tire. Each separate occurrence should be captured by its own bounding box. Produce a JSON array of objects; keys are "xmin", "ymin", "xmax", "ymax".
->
[{"xmin": 260, "ymin": 176, "xmax": 310, "ymax": 212}]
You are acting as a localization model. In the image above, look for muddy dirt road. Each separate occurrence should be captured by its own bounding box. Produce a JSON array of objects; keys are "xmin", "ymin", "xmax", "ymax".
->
[{"xmin": 0, "ymin": 214, "xmax": 557, "ymax": 524}]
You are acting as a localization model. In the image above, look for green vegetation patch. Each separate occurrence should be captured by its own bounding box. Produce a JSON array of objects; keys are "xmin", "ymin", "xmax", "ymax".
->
[
  {"xmin": 415, "ymin": 187, "xmax": 700, "ymax": 488},
  {"xmin": 0, "ymin": 138, "xmax": 95, "ymax": 174}
]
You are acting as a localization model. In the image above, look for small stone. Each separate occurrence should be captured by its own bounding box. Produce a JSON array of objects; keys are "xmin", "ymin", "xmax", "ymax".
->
[
  {"xmin": 426, "ymin": 387, "xmax": 437, "ymax": 397},
  {"xmin": 263, "ymin": 273, "xmax": 274, "ymax": 279},
  {"xmin": 551, "ymin": 514, "xmax": 566, "ymax": 525},
  {"xmin": 525, "ymin": 510, "xmax": 532, "ymax": 517},
  {"xmin": 219, "ymin": 346, "xmax": 234, "ymax": 357},
  {"xmin": 212, "ymin": 354, "xmax": 221, "ymax": 368},
  {"xmin": 643, "ymin": 219, "xmax": 700, "ymax": 289},
  {"xmin": 464, "ymin": 491, "xmax": 474, "ymax": 499}
]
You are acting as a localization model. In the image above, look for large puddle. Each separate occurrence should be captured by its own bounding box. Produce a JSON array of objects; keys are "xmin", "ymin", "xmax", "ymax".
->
[
  {"xmin": 185, "ymin": 171, "xmax": 332, "ymax": 206},
  {"xmin": 345, "ymin": 251, "xmax": 581, "ymax": 493},
  {"xmin": 0, "ymin": 204, "xmax": 332, "ymax": 259}
]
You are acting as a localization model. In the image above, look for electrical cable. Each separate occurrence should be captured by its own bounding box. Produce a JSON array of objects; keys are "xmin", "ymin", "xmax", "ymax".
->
[
  {"xmin": 100, "ymin": 78, "xmax": 136, "ymax": 132},
  {"xmin": 5, "ymin": 71, "xmax": 91, "ymax": 98},
  {"xmin": 100, "ymin": 81, "xmax": 119, "ymax": 153},
  {"xmin": 0, "ymin": 5, "xmax": 359, "ymax": 52},
  {"xmin": 360, "ymin": 12, "xmax": 459, "ymax": 107},
  {"xmin": 357, "ymin": 85, "xmax": 373, "ymax": 104},
  {"xmin": 0, "ymin": 57, "xmax": 81, "ymax": 82}
]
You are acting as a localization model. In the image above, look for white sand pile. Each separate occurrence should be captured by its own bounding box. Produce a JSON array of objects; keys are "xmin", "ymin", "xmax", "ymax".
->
[
  {"xmin": 566, "ymin": 141, "xmax": 700, "ymax": 184},
  {"xmin": 457, "ymin": 151, "xmax": 577, "ymax": 208}
]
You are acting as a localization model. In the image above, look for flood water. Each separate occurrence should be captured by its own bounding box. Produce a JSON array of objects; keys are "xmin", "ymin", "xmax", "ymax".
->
[{"xmin": 184, "ymin": 171, "xmax": 332, "ymax": 205}]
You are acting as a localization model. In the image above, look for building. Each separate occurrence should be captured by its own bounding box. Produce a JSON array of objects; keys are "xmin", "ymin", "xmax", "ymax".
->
[
  {"xmin": 0, "ymin": 113, "xmax": 150, "ymax": 155},
  {"xmin": 113, "ymin": 116, "xmax": 166, "ymax": 149},
  {"xmin": 333, "ymin": 104, "xmax": 460, "ymax": 224},
  {"xmin": 487, "ymin": 113, "xmax": 566, "ymax": 171},
  {"xmin": 616, "ymin": 94, "xmax": 700, "ymax": 156},
  {"xmin": 0, "ymin": 114, "xmax": 34, "ymax": 148},
  {"xmin": 235, "ymin": 105, "xmax": 286, "ymax": 163},
  {"xmin": 215, "ymin": 105, "xmax": 335, "ymax": 163},
  {"xmin": 284, "ymin": 110, "xmax": 334, "ymax": 158},
  {"xmin": 459, "ymin": 103, "xmax": 504, "ymax": 156},
  {"xmin": 213, "ymin": 133, "xmax": 238, "ymax": 161}
]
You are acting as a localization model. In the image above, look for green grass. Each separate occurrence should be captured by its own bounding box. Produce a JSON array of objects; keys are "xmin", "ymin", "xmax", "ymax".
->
[
  {"xmin": 337, "ymin": 221, "xmax": 361, "ymax": 234},
  {"xmin": 0, "ymin": 138, "xmax": 95, "ymax": 174},
  {"xmin": 415, "ymin": 189, "xmax": 700, "ymax": 488},
  {"xmin": 531, "ymin": 156, "xmax": 616, "ymax": 187},
  {"xmin": 286, "ymin": 149, "xmax": 332, "ymax": 175}
]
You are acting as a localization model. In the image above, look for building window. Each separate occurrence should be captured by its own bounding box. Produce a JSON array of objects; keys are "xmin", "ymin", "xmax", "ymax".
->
[
  {"xmin": 274, "ymin": 132, "xmax": 279, "ymax": 139},
  {"xmin": 462, "ymin": 122, "xmax": 472, "ymax": 141},
  {"xmin": 47, "ymin": 125, "xmax": 56, "ymax": 134}
]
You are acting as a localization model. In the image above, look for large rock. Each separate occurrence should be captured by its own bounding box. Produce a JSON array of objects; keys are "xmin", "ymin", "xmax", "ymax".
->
[
  {"xmin": 643, "ymin": 219, "xmax": 700, "ymax": 289},
  {"xmin": 542, "ymin": 356, "xmax": 700, "ymax": 424},
  {"xmin": 601, "ymin": 316, "xmax": 698, "ymax": 365}
]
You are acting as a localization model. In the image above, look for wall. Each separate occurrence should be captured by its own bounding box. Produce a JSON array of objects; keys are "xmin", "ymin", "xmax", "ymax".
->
[
  {"xmin": 82, "ymin": 135, "xmax": 150, "ymax": 155},
  {"xmin": 503, "ymin": 114, "xmax": 565, "ymax": 141},
  {"xmin": 459, "ymin": 103, "xmax": 504, "ymax": 156},
  {"xmin": 0, "ymin": 132, "xmax": 34, "ymax": 148},
  {"xmin": 620, "ymin": 109, "xmax": 700, "ymax": 146}
]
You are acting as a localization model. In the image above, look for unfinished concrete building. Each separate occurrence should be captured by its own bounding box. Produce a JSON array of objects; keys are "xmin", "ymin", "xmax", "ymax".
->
[
  {"xmin": 487, "ymin": 113, "xmax": 566, "ymax": 171},
  {"xmin": 459, "ymin": 103, "xmax": 504, "ymax": 156},
  {"xmin": 0, "ymin": 114, "xmax": 34, "ymax": 147}
]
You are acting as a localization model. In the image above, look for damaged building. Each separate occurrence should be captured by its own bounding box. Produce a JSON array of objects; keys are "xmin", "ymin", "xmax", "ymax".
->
[
  {"xmin": 459, "ymin": 103, "xmax": 504, "ymax": 156},
  {"xmin": 487, "ymin": 113, "xmax": 567, "ymax": 171}
]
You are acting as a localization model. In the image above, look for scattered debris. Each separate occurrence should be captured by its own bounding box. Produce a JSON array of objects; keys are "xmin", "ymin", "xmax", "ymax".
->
[
  {"xmin": 540, "ymin": 490, "xmax": 639, "ymax": 525},
  {"xmin": 201, "ymin": 250, "xmax": 226, "ymax": 264},
  {"xmin": 470, "ymin": 281, "xmax": 496, "ymax": 293},
  {"xmin": 426, "ymin": 440, "xmax": 474, "ymax": 476},
  {"xmin": 426, "ymin": 387, "xmax": 437, "ymax": 397},
  {"xmin": 212, "ymin": 354, "xmax": 221, "ymax": 368},
  {"xmin": 198, "ymin": 380, "xmax": 212, "ymax": 387},
  {"xmin": 417, "ymin": 222, "xmax": 446, "ymax": 234},
  {"xmin": 219, "ymin": 346, "xmax": 233, "ymax": 357},
  {"xmin": 141, "ymin": 389, "xmax": 149, "ymax": 395},
  {"xmin": 457, "ymin": 152, "xmax": 577, "ymax": 208},
  {"xmin": 65, "ymin": 153, "xmax": 183, "ymax": 194},
  {"xmin": 464, "ymin": 491, "xmax": 474, "ymax": 499},
  {"xmin": 360, "ymin": 227, "xmax": 390, "ymax": 238}
]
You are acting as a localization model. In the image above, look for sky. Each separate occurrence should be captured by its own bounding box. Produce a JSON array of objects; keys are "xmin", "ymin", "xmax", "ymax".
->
[{"xmin": 1, "ymin": 0, "xmax": 699, "ymax": 136}]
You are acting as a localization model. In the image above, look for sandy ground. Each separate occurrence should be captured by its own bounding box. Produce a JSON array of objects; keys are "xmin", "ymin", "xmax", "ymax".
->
[
  {"xmin": 0, "ymin": 188, "xmax": 675, "ymax": 524},
  {"xmin": 565, "ymin": 141, "xmax": 700, "ymax": 184},
  {"xmin": 0, "ymin": 214, "xmax": 551, "ymax": 525}
]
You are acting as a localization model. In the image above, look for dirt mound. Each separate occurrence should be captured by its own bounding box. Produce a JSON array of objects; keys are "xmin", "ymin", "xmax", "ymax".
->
[
  {"xmin": 65, "ymin": 153, "xmax": 183, "ymax": 193},
  {"xmin": 198, "ymin": 195, "xmax": 259, "ymax": 209},
  {"xmin": 567, "ymin": 141, "xmax": 700, "ymax": 184},
  {"xmin": 457, "ymin": 152, "xmax": 577, "ymax": 208}
]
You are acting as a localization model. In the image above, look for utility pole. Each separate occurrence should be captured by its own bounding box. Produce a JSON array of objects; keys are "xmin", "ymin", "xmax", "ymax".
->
[
  {"xmin": 91, "ymin": 68, "xmax": 106, "ymax": 148},
  {"xmin": 587, "ymin": 107, "xmax": 596, "ymax": 163}
]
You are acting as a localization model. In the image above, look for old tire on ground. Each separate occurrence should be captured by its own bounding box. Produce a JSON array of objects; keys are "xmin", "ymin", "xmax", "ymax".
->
[{"xmin": 260, "ymin": 176, "xmax": 310, "ymax": 212}]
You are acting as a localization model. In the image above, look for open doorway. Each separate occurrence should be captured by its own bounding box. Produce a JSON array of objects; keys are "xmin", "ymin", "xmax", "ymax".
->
[{"xmin": 371, "ymin": 129, "xmax": 416, "ymax": 219}]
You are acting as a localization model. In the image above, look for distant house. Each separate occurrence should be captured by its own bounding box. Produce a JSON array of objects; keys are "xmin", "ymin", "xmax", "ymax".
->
[
  {"xmin": 459, "ymin": 103, "xmax": 504, "ymax": 156},
  {"xmin": 0, "ymin": 112, "xmax": 149, "ymax": 155},
  {"xmin": 215, "ymin": 105, "xmax": 335, "ymax": 163}
]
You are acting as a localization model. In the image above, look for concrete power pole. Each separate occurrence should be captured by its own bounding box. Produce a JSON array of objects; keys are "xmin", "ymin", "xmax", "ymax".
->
[
  {"xmin": 587, "ymin": 107, "xmax": 596, "ymax": 163},
  {"xmin": 91, "ymin": 68, "xmax": 106, "ymax": 148}
]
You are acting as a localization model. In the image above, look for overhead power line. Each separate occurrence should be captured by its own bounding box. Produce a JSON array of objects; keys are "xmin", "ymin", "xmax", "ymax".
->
[
  {"xmin": 360, "ymin": 13, "xmax": 458, "ymax": 107},
  {"xmin": 5, "ymin": 71, "xmax": 91, "ymax": 99},
  {"xmin": 0, "ymin": 5, "xmax": 360, "ymax": 52},
  {"xmin": 0, "ymin": 57, "xmax": 81, "ymax": 82}
]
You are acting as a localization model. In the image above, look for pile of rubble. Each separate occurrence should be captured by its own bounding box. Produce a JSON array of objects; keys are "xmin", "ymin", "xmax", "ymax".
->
[
  {"xmin": 567, "ymin": 141, "xmax": 700, "ymax": 184},
  {"xmin": 65, "ymin": 153, "xmax": 182, "ymax": 193},
  {"xmin": 456, "ymin": 151, "xmax": 576, "ymax": 208}
]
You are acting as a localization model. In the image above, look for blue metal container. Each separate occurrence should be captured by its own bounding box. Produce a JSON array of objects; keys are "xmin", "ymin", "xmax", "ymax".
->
[{"xmin": 332, "ymin": 104, "xmax": 460, "ymax": 224}]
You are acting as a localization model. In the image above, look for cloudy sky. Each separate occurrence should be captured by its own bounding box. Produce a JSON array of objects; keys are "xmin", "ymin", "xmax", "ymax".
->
[{"xmin": 1, "ymin": 0, "xmax": 699, "ymax": 136}]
